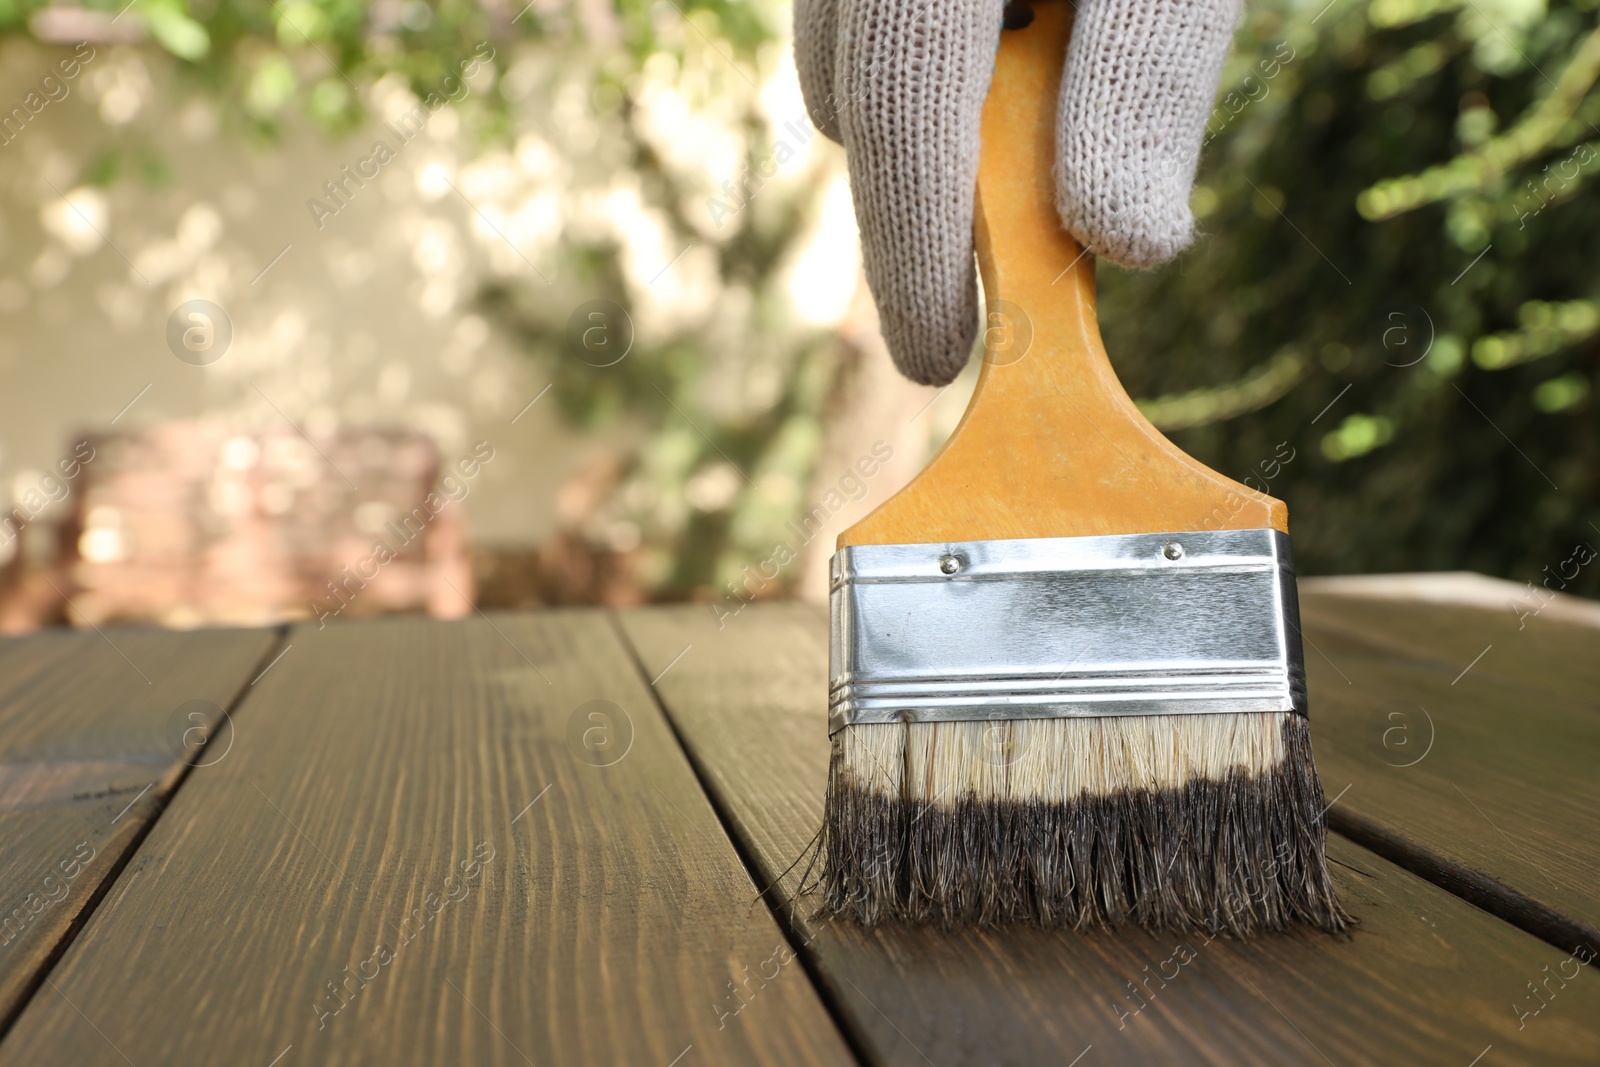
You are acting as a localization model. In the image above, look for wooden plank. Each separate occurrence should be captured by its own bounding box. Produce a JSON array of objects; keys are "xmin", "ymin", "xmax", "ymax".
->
[
  {"xmin": 0, "ymin": 613, "xmax": 856, "ymax": 1066},
  {"xmin": 0, "ymin": 625, "xmax": 279, "ymax": 1032},
  {"xmin": 620, "ymin": 603, "xmax": 1600, "ymax": 1067},
  {"xmin": 1288, "ymin": 595, "xmax": 1600, "ymax": 953},
  {"xmin": 1301, "ymin": 581, "xmax": 1600, "ymax": 705}
]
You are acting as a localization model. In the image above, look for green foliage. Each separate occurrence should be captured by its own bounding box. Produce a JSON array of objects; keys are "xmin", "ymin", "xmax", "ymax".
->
[
  {"xmin": 458, "ymin": 0, "xmax": 833, "ymax": 600},
  {"xmin": 477, "ymin": 81, "xmax": 840, "ymax": 597},
  {"xmin": 1100, "ymin": 0, "xmax": 1600, "ymax": 595},
  {"xmin": 0, "ymin": 0, "xmax": 772, "ymax": 134}
]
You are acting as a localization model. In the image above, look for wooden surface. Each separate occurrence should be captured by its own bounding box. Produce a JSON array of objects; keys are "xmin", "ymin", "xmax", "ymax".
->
[
  {"xmin": 1298, "ymin": 588, "xmax": 1600, "ymax": 951},
  {"xmin": 1301, "ymin": 583, "xmax": 1600, "ymax": 708},
  {"xmin": 0, "ymin": 613, "xmax": 853, "ymax": 1067},
  {"xmin": 0, "ymin": 625, "xmax": 279, "ymax": 1031},
  {"xmin": 621, "ymin": 603, "xmax": 1600, "ymax": 1066},
  {"xmin": 840, "ymin": 4, "xmax": 1283, "ymax": 551},
  {"xmin": 1, "ymin": 596, "xmax": 1597, "ymax": 1065}
]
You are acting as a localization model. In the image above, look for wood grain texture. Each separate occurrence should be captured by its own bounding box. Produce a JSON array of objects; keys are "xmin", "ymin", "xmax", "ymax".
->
[
  {"xmin": 620, "ymin": 603, "xmax": 1600, "ymax": 1066},
  {"xmin": 1294, "ymin": 591, "xmax": 1600, "ymax": 951},
  {"xmin": 0, "ymin": 625, "xmax": 278, "ymax": 1031},
  {"xmin": 1301, "ymin": 585, "xmax": 1600, "ymax": 706},
  {"xmin": 0, "ymin": 613, "xmax": 855, "ymax": 1067},
  {"xmin": 839, "ymin": 3, "xmax": 1283, "ymax": 550}
]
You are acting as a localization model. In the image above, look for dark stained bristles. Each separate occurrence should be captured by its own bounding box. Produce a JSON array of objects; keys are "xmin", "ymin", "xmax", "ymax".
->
[{"xmin": 815, "ymin": 711, "xmax": 1352, "ymax": 935}]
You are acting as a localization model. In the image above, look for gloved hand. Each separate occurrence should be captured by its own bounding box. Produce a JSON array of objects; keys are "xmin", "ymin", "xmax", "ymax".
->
[{"xmin": 794, "ymin": 0, "xmax": 1243, "ymax": 385}]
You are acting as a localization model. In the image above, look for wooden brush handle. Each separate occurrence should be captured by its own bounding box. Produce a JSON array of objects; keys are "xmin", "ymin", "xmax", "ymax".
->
[{"xmin": 838, "ymin": 0, "xmax": 1285, "ymax": 550}]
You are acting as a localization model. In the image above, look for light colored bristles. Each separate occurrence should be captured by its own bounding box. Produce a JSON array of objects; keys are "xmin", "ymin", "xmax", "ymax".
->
[
  {"xmin": 837, "ymin": 720, "xmax": 904, "ymax": 796},
  {"xmin": 838, "ymin": 712, "xmax": 1292, "ymax": 805}
]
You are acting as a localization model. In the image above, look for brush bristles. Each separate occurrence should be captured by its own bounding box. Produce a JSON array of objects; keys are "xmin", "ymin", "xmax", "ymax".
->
[{"xmin": 815, "ymin": 712, "xmax": 1351, "ymax": 935}]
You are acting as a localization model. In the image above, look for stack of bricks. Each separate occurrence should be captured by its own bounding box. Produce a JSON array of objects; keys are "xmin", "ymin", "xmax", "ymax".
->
[{"xmin": 60, "ymin": 420, "xmax": 471, "ymax": 628}]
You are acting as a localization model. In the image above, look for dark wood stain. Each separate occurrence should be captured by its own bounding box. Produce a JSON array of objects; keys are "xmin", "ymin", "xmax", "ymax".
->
[
  {"xmin": 0, "ymin": 613, "xmax": 854, "ymax": 1066},
  {"xmin": 0, "ymin": 625, "xmax": 279, "ymax": 1033},
  {"xmin": 1298, "ymin": 591, "xmax": 1600, "ymax": 951}
]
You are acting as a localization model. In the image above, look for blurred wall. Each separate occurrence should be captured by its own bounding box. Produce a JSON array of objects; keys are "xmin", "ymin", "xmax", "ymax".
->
[{"xmin": 0, "ymin": 36, "xmax": 600, "ymax": 558}]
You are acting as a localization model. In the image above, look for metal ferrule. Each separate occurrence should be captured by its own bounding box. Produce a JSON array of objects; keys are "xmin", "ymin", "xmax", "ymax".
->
[{"xmin": 828, "ymin": 529, "xmax": 1308, "ymax": 735}]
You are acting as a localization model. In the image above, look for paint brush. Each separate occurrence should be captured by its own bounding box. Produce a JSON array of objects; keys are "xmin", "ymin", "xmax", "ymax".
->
[{"xmin": 817, "ymin": 0, "xmax": 1350, "ymax": 935}]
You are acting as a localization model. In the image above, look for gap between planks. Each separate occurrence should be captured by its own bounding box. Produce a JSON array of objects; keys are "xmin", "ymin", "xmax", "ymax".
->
[
  {"xmin": 1299, "ymin": 598, "xmax": 1600, "ymax": 956},
  {"xmin": 0, "ymin": 626, "xmax": 294, "ymax": 1043},
  {"xmin": 1329, "ymin": 809, "xmax": 1599, "ymax": 958},
  {"xmin": 604, "ymin": 610, "xmax": 876, "ymax": 1067}
]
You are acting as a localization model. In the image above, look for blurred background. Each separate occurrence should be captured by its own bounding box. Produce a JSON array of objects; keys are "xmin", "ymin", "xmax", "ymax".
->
[{"xmin": 0, "ymin": 0, "xmax": 1595, "ymax": 634}]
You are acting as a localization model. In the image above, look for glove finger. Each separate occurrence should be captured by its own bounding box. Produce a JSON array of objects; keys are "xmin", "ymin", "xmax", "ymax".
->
[
  {"xmin": 795, "ymin": 0, "xmax": 845, "ymax": 143},
  {"xmin": 1056, "ymin": 0, "xmax": 1244, "ymax": 268},
  {"xmin": 836, "ymin": 0, "xmax": 1005, "ymax": 386}
]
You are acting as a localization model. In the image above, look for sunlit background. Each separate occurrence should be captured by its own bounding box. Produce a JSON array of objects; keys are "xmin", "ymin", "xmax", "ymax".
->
[{"xmin": 0, "ymin": 0, "xmax": 1596, "ymax": 633}]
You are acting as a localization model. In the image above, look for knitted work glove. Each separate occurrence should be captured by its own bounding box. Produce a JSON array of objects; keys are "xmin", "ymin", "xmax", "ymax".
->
[{"xmin": 794, "ymin": 0, "xmax": 1244, "ymax": 385}]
